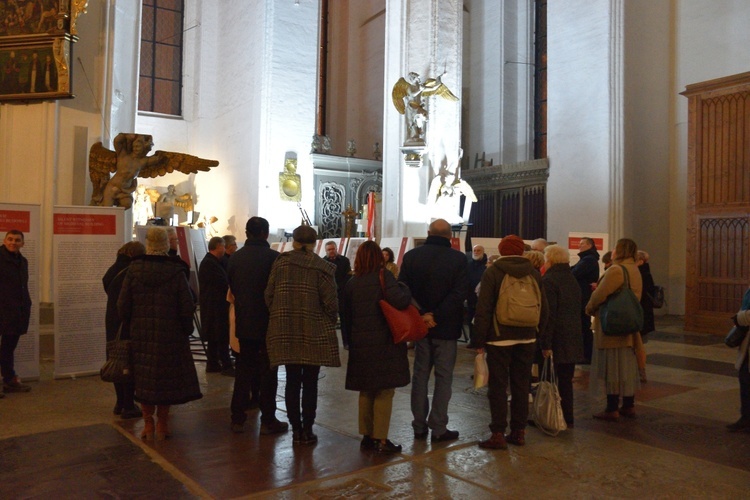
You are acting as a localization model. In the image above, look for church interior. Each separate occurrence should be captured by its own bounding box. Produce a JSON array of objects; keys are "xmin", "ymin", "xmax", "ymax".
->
[{"xmin": 1, "ymin": 0, "xmax": 749, "ymax": 497}]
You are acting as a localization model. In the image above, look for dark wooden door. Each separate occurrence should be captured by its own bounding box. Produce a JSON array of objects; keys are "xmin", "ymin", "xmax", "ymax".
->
[{"xmin": 682, "ymin": 72, "xmax": 750, "ymax": 334}]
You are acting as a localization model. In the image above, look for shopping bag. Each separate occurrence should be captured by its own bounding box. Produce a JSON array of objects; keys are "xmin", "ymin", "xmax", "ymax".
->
[
  {"xmin": 100, "ymin": 326, "xmax": 133, "ymax": 383},
  {"xmin": 474, "ymin": 352, "xmax": 488, "ymax": 389},
  {"xmin": 378, "ymin": 270, "xmax": 428, "ymax": 344},
  {"xmin": 532, "ymin": 355, "xmax": 567, "ymax": 436}
]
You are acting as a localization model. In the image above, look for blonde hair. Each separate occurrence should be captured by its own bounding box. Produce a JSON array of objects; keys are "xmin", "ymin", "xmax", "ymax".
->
[
  {"xmin": 523, "ymin": 250, "xmax": 545, "ymax": 270},
  {"xmin": 544, "ymin": 244, "xmax": 570, "ymax": 265}
]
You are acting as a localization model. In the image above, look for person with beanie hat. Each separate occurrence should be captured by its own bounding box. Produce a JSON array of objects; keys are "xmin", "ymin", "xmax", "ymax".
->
[
  {"xmin": 474, "ymin": 234, "xmax": 549, "ymax": 450},
  {"xmin": 265, "ymin": 225, "xmax": 340, "ymax": 445}
]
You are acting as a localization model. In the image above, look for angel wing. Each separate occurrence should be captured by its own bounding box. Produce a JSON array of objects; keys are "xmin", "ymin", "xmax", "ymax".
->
[
  {"xmin": 452, "ymin": 178, "xmax": 477, "ymax": 202},
  {"xmin": 391, "ymin": 77, "xmax": 410, "ymax": 114},
  {"xmin": 88, "ymin": 142, "xmax": 117, "ymax": 205},
  {"xmin": 145, "ymin": 188, "xmax": 161, "ymax": 204},
  {"xmin": 422, "ymin": 79, "xmax": 459, "ymax": 102},
  {"xmin": 138, "ymin": 151, "xmax": 219, "ymax": 179},
  {"xmin": 173, "ymin": 193, "xmax": 194, "ymax": 213}
]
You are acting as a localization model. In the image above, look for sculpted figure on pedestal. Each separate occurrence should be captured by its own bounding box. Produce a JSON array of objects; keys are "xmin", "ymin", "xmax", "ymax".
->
[
  {"xmin": 391, "ymin": 72, "xmax": 459, "ymax": 146},
  {"xmin": 88, "ymin": 133, "xmax": 218, "ymax": 209}
]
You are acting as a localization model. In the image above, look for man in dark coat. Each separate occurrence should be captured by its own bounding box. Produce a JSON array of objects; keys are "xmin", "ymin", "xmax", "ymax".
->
[
  {"xmin": 399, "ymin": 219, "xmax": 468, "ymax": 442},
  {"xmin": 0, "ymin": 230, "xmax": 32, "ymax": 395},
  {"xmin": 221, "ymin": 234, "xmax": 237, "ymax": 269},
  {"xmin": 199, "ymin": 236, "xmax": 233, "ymax": 375},
  {"xmin": 571, "ymin": 237, "xmax": 600, "ymax": 364},
  {"xmin": 474, "ymin": 235, "xmax": 549, "ymax": 449},
  {"xmin": 227, "ymin": 217, "xmax": 287, "ymax": 435},
  {"xmin": 466, "ymin": 244, "xmax": 488, "ymax": 348},
  {"xmin": 324, "ymin": 240, "xmax": 351, "ymax": 346}
]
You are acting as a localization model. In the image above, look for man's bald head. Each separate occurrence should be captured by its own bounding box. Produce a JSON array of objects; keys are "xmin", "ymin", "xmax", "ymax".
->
[{"xmin": 428, "ymin": 219, "xmax": 452, "ymax": 239}]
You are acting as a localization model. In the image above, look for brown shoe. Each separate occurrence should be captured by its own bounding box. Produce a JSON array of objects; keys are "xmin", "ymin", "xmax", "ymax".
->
[
  {"xmin": 478, "ymin": 432, "xmax": 508, "ymax": 450},
  {"xmin": 619, "ymin": 407, "xmax": 637, "ymax": 419},
  {"xmin": 593, "ymin": 410, "xmax": 620, "ymax": 421},
  {"xmin": 504, "ymin": 429, "xmax": 525, "ymax": 446}
]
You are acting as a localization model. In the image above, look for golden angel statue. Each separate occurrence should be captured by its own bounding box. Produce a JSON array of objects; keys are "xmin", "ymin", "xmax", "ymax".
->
[
  {"xmin": 392, "ymin": 72, "xmax": 458, "ymax": 145},
  {"xmin": 88, "ymin": 133, "xmax": 218, "ymax": 209}
]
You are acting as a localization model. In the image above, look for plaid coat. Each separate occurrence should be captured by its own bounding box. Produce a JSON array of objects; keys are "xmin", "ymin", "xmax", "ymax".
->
[{"xmin": 265, "ymin": 248, "xmax": 341, "ymax": 368}]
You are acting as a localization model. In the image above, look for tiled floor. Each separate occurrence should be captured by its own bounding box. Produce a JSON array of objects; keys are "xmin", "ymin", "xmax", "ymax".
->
[{"xmin": 1, "ymin": 315, "xmax": 748, "ymax": 499}]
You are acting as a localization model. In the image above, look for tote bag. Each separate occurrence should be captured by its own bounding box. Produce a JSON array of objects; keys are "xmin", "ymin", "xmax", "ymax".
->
[
  {"xmin": 532, "ymin": 356, "xmax": 567, "ymax": 436},
  {"xmin": 600, "ymin": 265, "xmax": 644, "ymax": 336},
  {"xmin": 100, "ymin": 325, "xmax": 133, "ymax": 383}
]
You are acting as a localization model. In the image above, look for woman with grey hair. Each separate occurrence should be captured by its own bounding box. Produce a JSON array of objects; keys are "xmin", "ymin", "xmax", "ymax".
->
[
  {"xmin": 540, "ymin": 245, "xmax": 584, "ymax": 427},
  {"xmin": 118, "ymin": 227, "xmax": 202, "ymax": 440}
]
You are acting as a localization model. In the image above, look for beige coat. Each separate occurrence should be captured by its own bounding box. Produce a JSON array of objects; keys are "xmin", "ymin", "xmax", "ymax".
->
[{"xmin": 585, "ymin": 258, "xmax": 643, "ymax": 349}]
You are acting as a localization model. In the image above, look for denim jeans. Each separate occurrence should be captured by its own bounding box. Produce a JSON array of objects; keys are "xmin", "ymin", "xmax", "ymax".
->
[{"xmin": 411, "ymin": 337, "xmax": 457, "ymax": 436}]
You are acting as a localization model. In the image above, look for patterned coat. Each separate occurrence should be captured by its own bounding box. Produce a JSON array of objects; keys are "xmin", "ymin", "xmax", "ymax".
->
[
  {"xmin": 265, "ymin": 248, "xmax": 340, "ymax": 368},
  {"xmin": 342, "ymin": 270, "xmax": 412, "ymax": 392},
  {"xmin": 118, "ymin": 254, "xmax": 202, "ymax": 405}
]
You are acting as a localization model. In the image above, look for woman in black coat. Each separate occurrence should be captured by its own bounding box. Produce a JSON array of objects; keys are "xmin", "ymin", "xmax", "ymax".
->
[
  {"xmin": 540, "ymin": 245, "xmax": 583, "ymax": 427},
  {"xmin": 118, "ymin": 227, "xmax": 202, "ymax": 440},
  {"xmin": 342, "ymin": 241, "xmax": 412, "ymax": 454},
  {"xmin": 102, "ymin": 241, "xmax": 145, "ymax": 419}
]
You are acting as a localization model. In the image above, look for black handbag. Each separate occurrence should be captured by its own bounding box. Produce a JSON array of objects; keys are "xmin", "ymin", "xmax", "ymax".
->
[
  {"xmin": 725, "ymin": 324, "xmax": 749, "ymax": 348},
  {"xmin": 100, "ymin": 325, "xmax": 133, "ymax": 383},
  {"xmin": 600, "ymin": 265, "xmax": 644, "ymax": 336}
]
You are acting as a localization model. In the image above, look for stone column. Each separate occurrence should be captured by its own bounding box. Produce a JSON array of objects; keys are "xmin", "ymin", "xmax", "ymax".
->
[{"xmin": 382, "ymin": 0, "xmax": 463, "ymax": 237}]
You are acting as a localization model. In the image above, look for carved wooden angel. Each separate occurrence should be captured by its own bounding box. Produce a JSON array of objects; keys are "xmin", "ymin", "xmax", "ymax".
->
[
  {"xmin": 392, "ymin": 72, "xmax": 458, "ymax": 143},
  {"xmin": 88, "ymin": 133, "xmax": 218, "ymax": 209},
  {"xmin": 158, "ymin": 184, "xmax": 195, "ymax": 213}
]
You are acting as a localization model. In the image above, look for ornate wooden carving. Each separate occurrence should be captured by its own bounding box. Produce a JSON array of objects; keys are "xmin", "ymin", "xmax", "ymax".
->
[
  {"xmin": 682, "ymin": 72, "xmax": 750, "ymax": 334},
  {"xmin": 463, "ymin": 158, "xmax": 549, "ymax": 238}
]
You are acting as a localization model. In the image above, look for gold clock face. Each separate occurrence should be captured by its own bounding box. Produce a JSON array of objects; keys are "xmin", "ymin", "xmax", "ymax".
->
[{"xmin": 282, "ymin": 178, "xmax": 299, "ymax": 196}]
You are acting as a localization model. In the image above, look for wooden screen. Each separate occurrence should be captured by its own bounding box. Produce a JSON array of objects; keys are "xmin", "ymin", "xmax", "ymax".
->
[{"xmin": 682, "ymin": 72, "xmax": 750, "ymax": 334}]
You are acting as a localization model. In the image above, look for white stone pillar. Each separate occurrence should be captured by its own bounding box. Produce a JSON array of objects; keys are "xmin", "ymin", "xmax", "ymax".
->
[{"xmin": 383, "ymin": 0, "xmax": 463, "ymax": 237}]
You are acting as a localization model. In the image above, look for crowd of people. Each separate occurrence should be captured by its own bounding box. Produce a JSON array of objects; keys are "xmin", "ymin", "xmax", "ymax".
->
[
  {"xmin": 4, "ymin": 219, "xmax": 748, "ymax": 448},
  {"xmin": 94, "ymin": 222, "xmax": 750, "ymax": 445}
]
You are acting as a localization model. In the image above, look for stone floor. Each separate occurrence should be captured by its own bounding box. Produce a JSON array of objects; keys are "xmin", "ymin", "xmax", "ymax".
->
[{"xmin": 1, "ymin": 315, "xmax": 748, "ymax": 499}]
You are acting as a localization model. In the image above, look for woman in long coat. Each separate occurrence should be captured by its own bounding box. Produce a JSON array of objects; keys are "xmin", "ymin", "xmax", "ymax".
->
[
  {"xmin": 102, "ymin": 241, "xmax": 145, "ymax": 419},
  {"xmin": 265, "ymin": 225, "xmax": 340, "ymax": 445},
  {"xmin": 585, "ymin": 238, "xmax": 642, "ymax": 421},
  {"xmin": 540, "ymin": 245, "xmax": 583, "ymax": 427},
  {"xmin": 118, "ymin": 227, "xmax": 202, "ymax": 440},
  {"xmin": 342, "ymin": 241, "xmax": 412, "ymax": 454}
]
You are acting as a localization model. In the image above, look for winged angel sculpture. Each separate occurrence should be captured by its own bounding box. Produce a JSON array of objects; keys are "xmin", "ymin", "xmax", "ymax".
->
[
  {"xmin": 392, "ymin": 72, "xmax": 459, "ymax": 145},
  {"xmin": 88, "ymin": 133, "xmax": 218, "ymax": 209}
]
